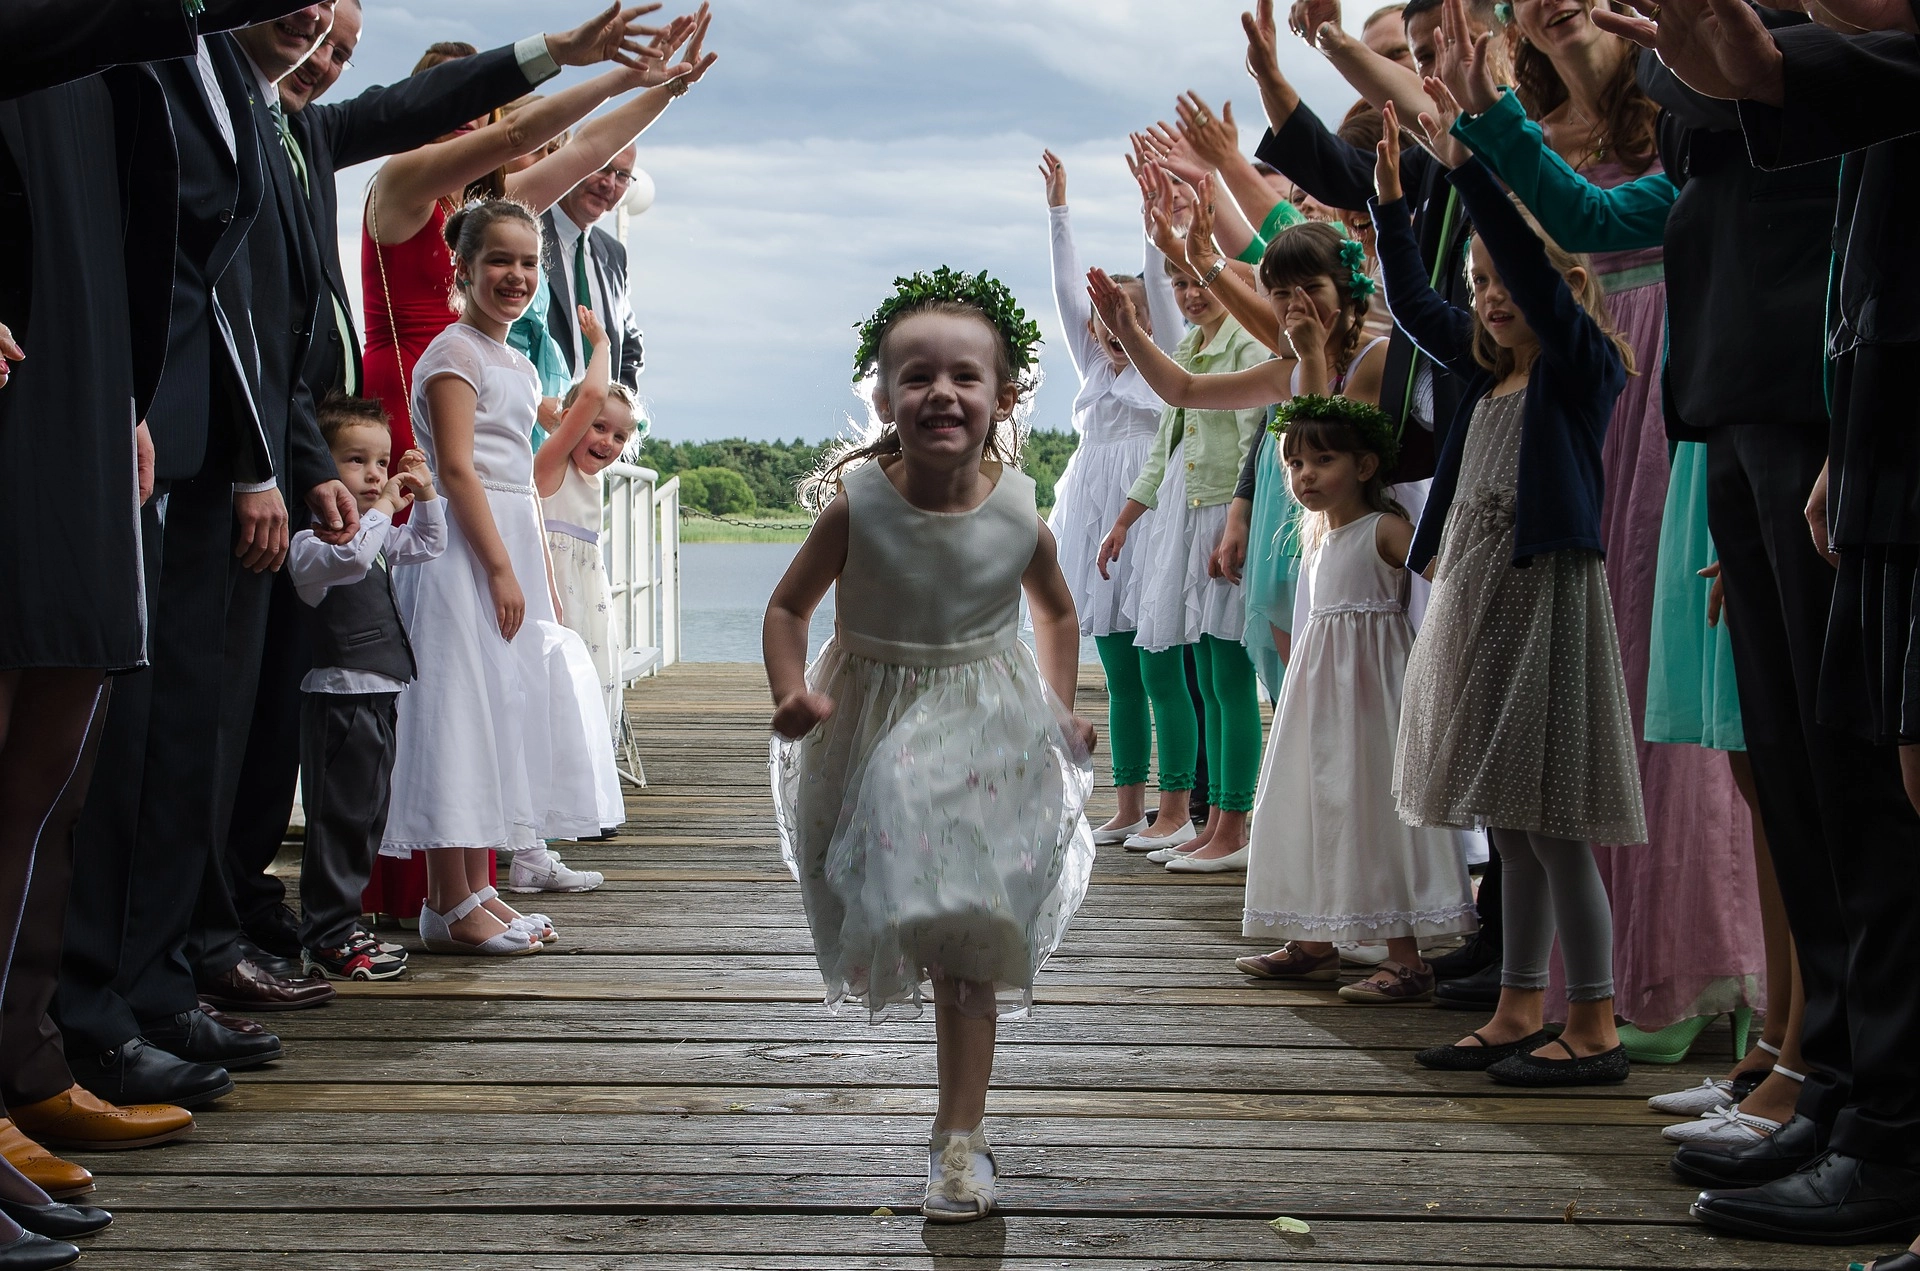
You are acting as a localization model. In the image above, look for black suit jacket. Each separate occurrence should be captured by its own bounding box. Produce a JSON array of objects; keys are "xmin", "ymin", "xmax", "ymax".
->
[
  {"xmin": 146, "ymin": 39, "xmax": 271, "ymax": 483},
  {"xmin": 289, "ymin": 43, "xmax": 537, "ymax": 396},
  {"xmin": 541, "ymin": 209, "xmax": 645, "ymax": 390},
  {"xmin": 0, "ymin": 0, "xmax": 315, "ymax": 97},
  {"xmin": 1255, "ymin": 103, "xmax": 1470, "ymax": 483}
]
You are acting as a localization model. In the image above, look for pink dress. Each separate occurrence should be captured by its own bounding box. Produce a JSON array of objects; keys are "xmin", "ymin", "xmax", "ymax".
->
[{"xmin": 1549, "ymin": 157, "xmax": 1763, "ymax": 1028}]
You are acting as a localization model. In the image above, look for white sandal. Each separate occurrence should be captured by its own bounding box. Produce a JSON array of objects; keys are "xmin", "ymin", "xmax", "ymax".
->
[
  {"xmin": 419, "ymin": 892, "xmax": 540, "ymax": 956},
  {"xmin": 922, "ymin": 1125, "xmax": 995, "ymax": 1223},
  {"xmin": 1648, "ymin": 1077, "xmax": 1737, "ymax": 1117},
  {"xmin": 476, "ymin": 885, "xmax": 557, "ymax": 944}
]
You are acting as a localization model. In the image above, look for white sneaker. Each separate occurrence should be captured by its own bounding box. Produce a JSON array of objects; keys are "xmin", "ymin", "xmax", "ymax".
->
[
  {"xmin": 508, "ymin": 849, "xmax": 605, "ymax": 894},
  {"xmin": 922, "ymin": 1125, "xmax": 995, "ymax": 1223},
  {"xmin": 1661, "ymin": 1105, "xmax": 1782, "ymax": 1145},
  {"xmin": 1123, "ymin": 820, "xmax": 1197, "ymax": 852},
  {"xmin": 1093, "ymin": 817, "xmax": 1149, "ymax": 846},
  {"xmin": 1648, "ymin": 1077, "xmax": 1736, "ymax": 1117}
]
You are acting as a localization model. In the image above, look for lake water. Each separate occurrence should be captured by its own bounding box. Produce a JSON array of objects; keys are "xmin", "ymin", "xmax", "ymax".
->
[{"xmin": 678, "ymin": 542, "xmax": 1098, "ymax": 664}]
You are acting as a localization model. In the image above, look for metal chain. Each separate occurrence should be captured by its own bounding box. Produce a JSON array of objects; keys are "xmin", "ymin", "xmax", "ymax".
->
[{"xmin": 677, "ymin": 506, "xmax": 811, "ymax": 531}]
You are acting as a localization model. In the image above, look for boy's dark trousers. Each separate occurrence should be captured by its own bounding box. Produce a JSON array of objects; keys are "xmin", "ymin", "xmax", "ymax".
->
[{"xmin": 298, "ymin": 691, "xmax": 400, "ymax": 953}]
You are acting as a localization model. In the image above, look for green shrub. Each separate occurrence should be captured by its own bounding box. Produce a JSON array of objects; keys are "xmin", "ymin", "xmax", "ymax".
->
[
  {"xmin": 684, "ymin": 465, "xmax": 756, "ymax": 515},
  {"xmin": 673, "ymin": 468, "xmax": 709, "ymax": 512}
]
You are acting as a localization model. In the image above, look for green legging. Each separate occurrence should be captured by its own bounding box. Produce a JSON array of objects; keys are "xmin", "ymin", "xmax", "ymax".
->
[
  {"xmin": 1192, "ymin": 635, "xmax": 1263, "ymax": 812},
  {"xmin": 1098, "ymin": 632, "xmax": 1197, "ymax": 791}
]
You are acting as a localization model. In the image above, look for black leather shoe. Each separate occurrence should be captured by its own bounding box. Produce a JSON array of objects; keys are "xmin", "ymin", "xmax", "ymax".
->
[
  {"xmin": 1427, "ymin": 933, "xmax": 1500, "ymax": 980},
  {"xmin": 144, "ymin": 1008, "xmax": 282, "ymax": 1071},
  {"xmin": 1691, "ymin": 1151, "xmax": 1920, "ymax": 1245},
  {"xmin": 197, "ymin": 956, "xmax": 335, "ymax": 1013},
  {"xmin": 73, "ymin": 1038, "xmax": 232, "ymax": 1110},
  {"xmin": 1673, "ymin": 1113, "xmax": 1826, "ymax": 1188},
  {"xmin": 242, "ymin": 904, "xmax": 303, "ymax": 961},
  {"xmin": 0, "ymin": 1198, "xmax": 110, "ymax": 1240},
  {"xmin": 1433, "ymin": 961, "xmax": 1502, "ymax": 1010},
  {"xmin": 0, "ymin": 1230, "xmax": 78, "ymax": 1270}
]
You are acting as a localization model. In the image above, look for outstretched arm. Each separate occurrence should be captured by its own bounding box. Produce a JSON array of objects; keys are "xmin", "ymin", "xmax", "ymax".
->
[
  {"xmin": 1043, "ymin": 153, "xmax": 1100, "ymax": 381},
  {"xmin": 534, "ymin": 309, "xmax": 612, "ymax": 497},
  {"xmin": 1090, "ymin": 269, "xmax": 1292, "ymax": 409},
  {"xmin": 1369, "ymin": 104, "xmax": 1476, "ymax": 374}
]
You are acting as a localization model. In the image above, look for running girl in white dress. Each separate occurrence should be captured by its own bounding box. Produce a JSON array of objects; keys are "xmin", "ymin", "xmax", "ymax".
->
[
  {"xmin": 764, "ymin": 269, "xmax": 1097, "ymax": 1223},
  {"xmin": 382, "ymin": 198, "xmax": 622, "ymax": 954}
]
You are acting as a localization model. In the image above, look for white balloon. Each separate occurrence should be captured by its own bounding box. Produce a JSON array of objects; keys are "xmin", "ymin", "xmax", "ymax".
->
[{"xmin": 621, "ymin": 168, "xmax": 656, "ymax": 216}]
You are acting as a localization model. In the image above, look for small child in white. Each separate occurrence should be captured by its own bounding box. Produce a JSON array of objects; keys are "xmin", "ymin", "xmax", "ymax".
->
[{"xmin": 290, "ymin": 396, "xmax": 447, "ymax": 981}]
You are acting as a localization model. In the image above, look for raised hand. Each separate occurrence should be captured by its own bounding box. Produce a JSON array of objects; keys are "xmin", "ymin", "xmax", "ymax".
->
[
  {"xmin": 547, "ymin": 2, "xmax": 670, "ymax": 70},
  {"xmin": 1436, "ymin": 0, "xmax": 1500, "ymax": 114},
  {"xmin": 1185, "ymin": 173, "xmax": 1225, "ymax": 275},
  {"xmin": 1592, "ymin": 0, "xmax": 1780, "ymax": 102},
  {"xmin": 670, "ymin": 6, "xmax": 719, "ymax": 87},
  {"xmin": 1375, "ymin": 100, "xmax": 1405, "ymax": 203},
  {"xmin": 772, "ymin": 689, "xmax": 835, "ymax": 740},
  {"xmin": 1139, "ymin": 162, "xmax": 1201, "ymax": 279},
  {"xmin": 1143, "ymin": 120, "xmax": 1213, "ymax": 186},
  {"xmin": 1244, "ymin": 0, "xmax": 1283, "ymax": 81},
  {"xmin": 1417, "ymin": 76, "xmax": 1472, "ymax": 168},
  {"xmin": 1288, "ymin": 0, "xmax": 1343, "ymax": 46},
  {"xmin": 1086, "ymin": 267, "xmax": 1144, "ymax": 338},
  {"xmin": 398, "ymin": 450, "xmax": 439, "ymax": 502},
  {"xmin": 376, "ymin": 472, "xmax": 417, "ymax": 517},
  {"xmin": 1039, "ymin": 149, "xmax": 1068, "ymax": 208},
  {"xmin": 630, "ymin": 4, "xmax": 714, "ymax": 88},
  {"xmin": 1177, "ymin": 93, "xmax": 1241, "ymax": 170},
  {"xmin": 578, "ymin": 305, "xmax": 607, "ymax": 348},
  {"xmin": 0, "ymin": 321, "xmax": 18, "ymax": 391}
]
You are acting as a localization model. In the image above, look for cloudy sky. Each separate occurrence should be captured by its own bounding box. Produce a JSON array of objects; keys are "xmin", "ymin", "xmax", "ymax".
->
[{"xmin": 329, "ymin": 1, "xmax": 1367, "ymax": 444}]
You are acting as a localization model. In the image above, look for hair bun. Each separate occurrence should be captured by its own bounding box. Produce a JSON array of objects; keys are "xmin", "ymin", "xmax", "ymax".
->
[{"xmin": 442, "ymin": 206, "xmax": 469, "ymax": 252}]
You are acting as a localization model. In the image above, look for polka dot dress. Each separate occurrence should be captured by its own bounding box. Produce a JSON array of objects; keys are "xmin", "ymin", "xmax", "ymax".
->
[{"xmin": 1394, "ymin": 390, "xmax": 1647, "ymax": 843}]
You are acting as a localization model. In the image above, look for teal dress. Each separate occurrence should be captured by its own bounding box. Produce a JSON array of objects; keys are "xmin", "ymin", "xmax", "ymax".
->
[
  {"xmin": 1242, "ymin": 427, "xmax": 1302, "ymax": 701},
  {"xmin": 1453, "ymin": 93, "xmax": 1742, "ymax": 751},
  {"xmin": 507, "ymin": 269, "xmax": 573, "ymax": 450}
]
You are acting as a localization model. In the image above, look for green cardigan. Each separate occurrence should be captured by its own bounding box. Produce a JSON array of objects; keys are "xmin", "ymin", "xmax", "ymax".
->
[{"xmin": 1128, "ymin": 316, "xmax": 1270, "ymax": 511}]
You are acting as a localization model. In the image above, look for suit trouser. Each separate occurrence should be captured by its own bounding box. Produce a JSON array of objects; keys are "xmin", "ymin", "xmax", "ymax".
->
[
  {"xmin": 220, "ymin": 567, "xmax": 308, "ymax": 929},
  {"xmin": 297, "ymin": 692, "xmax": 398, "ymax": 952},
  {"xmin": 54, "ymin": 471, "xmax": 232, "ymax": 1053},
  {"xmin": 1, "ymin": 683, "xmax": 111, "ymax": 1108},
  {"xmin": 1707, "ymin": 422, "xmax": 1920, "ymax": 1166}
]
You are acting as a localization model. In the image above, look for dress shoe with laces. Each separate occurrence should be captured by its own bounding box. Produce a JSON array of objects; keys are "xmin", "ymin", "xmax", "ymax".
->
[
  {"xmin": 1432, "ymin": 960, "xmax": 1502, "ymax": 1010},
  {"xmin": 0, "ymin": 1198, "xmax": 110, "ymax": 1241},
  {"xmin": 196, "ymin": 956, "xmax": 335, "ymax": 1013},
  {"xmin": 145, "ymin": 1007, "xmax": 282, "ymax": 1070},
  {"xmin": 72, "ymin": 1039, "xmax": 231, "ymax": 1110},
  {"xmin": 0, "ymin": 1230, "xmax": 78, "ymax": 1270},
  {"xmin": 9, "ymin": 1085, "xmax": 192, "ymax": 1152},
  {"xmin": 0, "ymin": 1122, "xmax": 90, "ymax": 1200},
  {"xmin": 1691, "ymin": 1151, "xmax": 1920, "ymax": 1245},
  {"xmin": 241, "ymin": 903, "xmax": 304, "ymax": 960},
  {"xmin": 1672, "ymin": 1112, "xmax": 1826, "ymax": 1189}
]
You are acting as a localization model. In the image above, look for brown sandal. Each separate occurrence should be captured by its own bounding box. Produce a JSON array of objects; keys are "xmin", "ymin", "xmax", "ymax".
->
[{"xmin": 1235, "ymin": 943, "xmax": 1341, "ymax": 982}]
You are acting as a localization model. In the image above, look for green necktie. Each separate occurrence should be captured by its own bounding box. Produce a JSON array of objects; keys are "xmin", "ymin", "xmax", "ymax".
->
[
  {"xmin": 574, "ymin": 232, "xmax": 595, "ymax": 362},
  {"xmin": 269, "ymin": 99, "xmax": 310, "ymax": 196}
]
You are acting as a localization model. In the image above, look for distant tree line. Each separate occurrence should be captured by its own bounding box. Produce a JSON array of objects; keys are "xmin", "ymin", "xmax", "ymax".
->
[{"xmin": 640, "ymin": 431, "xmax": 1083, "ymax": 516}]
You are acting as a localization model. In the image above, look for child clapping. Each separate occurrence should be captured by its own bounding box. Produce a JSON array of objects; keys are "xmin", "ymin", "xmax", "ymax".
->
[{"xmin": 290, "ymin": 396, "xmax": 448, "ymax": 981}]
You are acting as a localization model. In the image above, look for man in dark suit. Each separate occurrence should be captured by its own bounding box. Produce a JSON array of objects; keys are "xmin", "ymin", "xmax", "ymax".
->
[
  {"xmin": 215, "ymin": 0, "xmax": 673, "ymax": 961},
  {"xmin": 542, "ymin": 149, "xmax": 647, "ymax": 391}
]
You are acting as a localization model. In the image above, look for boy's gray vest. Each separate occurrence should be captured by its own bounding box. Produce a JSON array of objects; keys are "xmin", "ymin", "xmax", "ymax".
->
[{"xmin": 311, "ymin": 558, "xmax": 416, "ymax": 684}]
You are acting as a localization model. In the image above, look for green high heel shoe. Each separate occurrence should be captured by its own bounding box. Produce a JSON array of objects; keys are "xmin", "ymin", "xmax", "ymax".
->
[{"xmin": 1617, "ymin": 1006, "xmax": 1753, "ymax": 1065}]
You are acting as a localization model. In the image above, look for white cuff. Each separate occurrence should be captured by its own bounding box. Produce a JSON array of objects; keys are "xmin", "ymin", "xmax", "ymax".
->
[
  {"xmin": 517, "ymin": 34, "xmax": 561, "ymax": 86},
  {"xmin": 234, "ymin": 479, "xmax": 279, "ymax": 495}
]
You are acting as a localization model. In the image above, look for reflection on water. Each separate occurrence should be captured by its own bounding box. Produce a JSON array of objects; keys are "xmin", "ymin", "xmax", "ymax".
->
[{"xmin": 678, "ymin": 542, "xmax": 1097, "ymax": 664}]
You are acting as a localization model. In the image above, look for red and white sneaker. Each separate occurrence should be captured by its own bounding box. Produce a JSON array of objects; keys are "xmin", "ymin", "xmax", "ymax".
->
[{"xmin": 303, "ymin": 932, "xmax": 408, "ymax": 981}]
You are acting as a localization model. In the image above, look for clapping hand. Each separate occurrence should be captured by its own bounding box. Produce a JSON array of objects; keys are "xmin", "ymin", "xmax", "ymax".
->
[
  {"xmin": 1039, "ymin": 149, "xmax": 1067, "ymax": 208},
  {"xmin": 1592, "ymin": 0, "xmax": 1784, "ymax": 103},
  {"xmin": 547, "ymin": 2, "xmax": 671, "ymax": 70},
  {"xmin": 772, "ymin": 688, "xmax": 835, "ymax": 740},
  {"xmin": 1375, "ymin": 100, "xmax": 1406, "ymax": 203}
]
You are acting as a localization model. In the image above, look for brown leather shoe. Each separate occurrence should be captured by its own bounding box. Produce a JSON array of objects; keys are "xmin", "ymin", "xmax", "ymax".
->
[
  {"xmin": 9, "ymin": 1084, "xmax": 193, "ymax": 1152},
  {"xmin": 196, "ymin": 956, "xmax": 336, "ymax": 1012},
  {"xmin": 196, "ymin": 1002, "xmax": 270, "ymax": 1035},
  {"xmin": 0, "ymin": 1119, "xmax": 92, "ymax": 1199}
]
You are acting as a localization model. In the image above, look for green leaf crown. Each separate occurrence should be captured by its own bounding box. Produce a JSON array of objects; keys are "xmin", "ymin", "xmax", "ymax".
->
[
  {"xmin": 1270, "ymin": 393, "xmax": 1400, "ymax": 471},
  {"xmin": 852, "ymin": 266, "xmax": 1044, "ymax": 384}
]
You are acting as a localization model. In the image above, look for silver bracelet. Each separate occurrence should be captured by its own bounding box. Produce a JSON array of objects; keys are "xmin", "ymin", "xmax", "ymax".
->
[{"xmin": 1199, "ymin": 259, "xmax": 1226, "ymax": 287}]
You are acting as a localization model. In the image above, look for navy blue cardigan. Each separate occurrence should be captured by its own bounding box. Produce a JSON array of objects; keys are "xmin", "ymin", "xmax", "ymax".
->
[{"xmin": 1370, "ymin": 159, "xmax": 1626, "ymax": 573}]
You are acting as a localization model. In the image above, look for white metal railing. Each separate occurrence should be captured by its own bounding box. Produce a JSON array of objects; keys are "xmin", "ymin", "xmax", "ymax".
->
[{"xmin": 603, "ymin": 463, "xmax": 682, "ymax": 785}]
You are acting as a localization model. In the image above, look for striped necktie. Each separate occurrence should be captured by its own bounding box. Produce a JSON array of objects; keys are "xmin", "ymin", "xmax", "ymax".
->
[{"xmin": 269, "ymin": 98, "xmax": 309, "ymax": 196}]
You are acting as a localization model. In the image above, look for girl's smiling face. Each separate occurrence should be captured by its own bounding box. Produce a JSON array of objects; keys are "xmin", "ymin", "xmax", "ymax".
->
[
  {"xmin": 874, "ymin": 310, "xmax": 1017, "ymax": 467},
  {"xmin": 1170, "ymin": 271, "xmax": 1224, "ymax": 327},
  {"xmin": 462, "ymin": 220, "xmax": 541, "ymax": 326},
  {"xmin": 571, "ymin": 398, "xmax": 637, "ymax": 477}
]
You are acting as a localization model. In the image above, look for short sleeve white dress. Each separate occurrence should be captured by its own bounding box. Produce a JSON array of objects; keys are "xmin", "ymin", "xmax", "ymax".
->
[
  {"xmin": 771, "ymin": 460, "xmax": 1097, "ymax": 1022},
  {"xmin": 543, "ymin": 462, "xmax": 619, "ymax": 736},
  {"xmin": 383, "ymin": 323, "xmax": 624, "ymax": 855}
]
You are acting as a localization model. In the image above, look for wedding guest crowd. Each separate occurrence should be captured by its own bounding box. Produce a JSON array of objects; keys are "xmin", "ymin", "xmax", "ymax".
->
[{"xmin": 0, "ymin": 2, "xmax": 712, "ymax": 1265}]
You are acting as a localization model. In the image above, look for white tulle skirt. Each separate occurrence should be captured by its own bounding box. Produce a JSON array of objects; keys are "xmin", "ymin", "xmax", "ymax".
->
[
  {"xmin": 1047, "ymin": 430, "xmax": 1156, "ymax": 637},
  {"xmin": 770, "ymin": 638, "xmax": 1096, "ymax": 1022},
  {"xmin": 1133, "ymin": 441, "xmax": 1244, "ymax": 653},
  {"xmin": 384, "ymin": 484, "xmax": 623, "ymax": 856}
]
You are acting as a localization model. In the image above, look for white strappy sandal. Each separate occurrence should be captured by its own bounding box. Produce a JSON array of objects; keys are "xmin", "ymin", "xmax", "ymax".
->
[
  {"xmin": 922, "ymin": 1125, "xmax": 996, "ymax": 1223},
  {"xmin": 475, "ymin": 885, "xmax": 557, "ymax": 944},
  {"xmin": 419, "ymin": 892, "xmax": 540, "ymax": 956}
]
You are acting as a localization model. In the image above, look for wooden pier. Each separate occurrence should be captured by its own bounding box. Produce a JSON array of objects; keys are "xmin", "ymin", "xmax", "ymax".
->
[{"xmin": 71, "ymin": 663, "xmax": 1863, "ymax": 1269}]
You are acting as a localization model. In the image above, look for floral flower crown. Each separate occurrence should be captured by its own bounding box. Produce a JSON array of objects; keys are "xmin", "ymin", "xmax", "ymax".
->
[
  {"xmin": 1339, "ymin": 238, "xmax": 1377, "ymax": 300},
  {"xmin": 852, "ymin": 266, "xmax": 1044, "ymax": 384},
  {"xmin": 1270, "ymin": 392, "xmax": 1400, "ymax": 471}
]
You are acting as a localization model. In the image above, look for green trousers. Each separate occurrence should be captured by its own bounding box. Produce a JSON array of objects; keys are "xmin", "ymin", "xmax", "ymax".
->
[
  {"xmin": 1192, "ymin": 635, "xmax": 1262, "ymax": 812},
  {"xmin": 1096, "ymin": 632, "xmax": 1196, "ymax": 791}
]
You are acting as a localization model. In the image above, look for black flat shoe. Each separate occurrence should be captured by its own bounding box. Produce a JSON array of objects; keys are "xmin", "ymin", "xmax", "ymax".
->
[
  {"xmin": 0, "ymin": 1199, "xmax": 110, "ymax": 1240},
  {"xmin": 1432, "ymin": 961, "xmax": 1502, "ymax": 1010},
  {"xmin": 0, "ymin": 1230, "xmax": 78, "ymax": 1270},
  {"xmin": 1486, "ymin": 1038, "xmax": 1629, "ymax": 1087},
  {"xmin": 145, "ymin": 1007, "xmax": 282, "ymax": 1070},
  {"xmin": 1427, "ymin": 933, "xmax": 1499, "ymax": 980},
  {"xmin": 1414, "ymin": 1028, "xmax": 1554, "ymax": 1071},
  {"xmin": 74, "ymin": 1037, "xmax": 232, "ymax": 1110},
  {"xmin": 1672, "ymin": 1112, "xmax": 1826, "ymax": 1189},
  {"xmin": 1692, "ymin": 1151, "xmax": 1920, "ymax": 1245}
]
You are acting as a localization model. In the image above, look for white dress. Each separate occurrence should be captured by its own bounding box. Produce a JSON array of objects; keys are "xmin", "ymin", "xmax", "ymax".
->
[
  {"xmin": 383, "ymin": 323, "xmax": 624, "ymax": 855},
  {"xmin": 771, "ymin": 460, "xmax": 1096, "ymax": 1022},
  {"xmin": 1242, "ymin": 512, "xmax": 1478, "ymax": 942},
  {"xmin": 543, "ymin": 462, "xmax": 619, "ymax": 736},
  {"xmin": 1042, "ymin": 205, "xmax": 1184, "ymax": 637}
]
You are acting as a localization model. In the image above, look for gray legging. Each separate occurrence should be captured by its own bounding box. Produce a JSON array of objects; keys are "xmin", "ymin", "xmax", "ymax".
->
[{"xmin": 1486, "ymin": 827, "xmax": 1615, "ymax": 1003}]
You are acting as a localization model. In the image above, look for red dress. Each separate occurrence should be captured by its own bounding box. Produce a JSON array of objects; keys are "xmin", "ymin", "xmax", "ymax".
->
[{"xmin": 357, "ymin": 199, "xmax": 496, "ymax": 920}]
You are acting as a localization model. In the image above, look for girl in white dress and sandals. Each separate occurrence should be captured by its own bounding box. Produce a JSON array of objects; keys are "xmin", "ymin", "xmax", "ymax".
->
[{"xmin": 764, "ymin": 269, "xmax": 1097, "ymax": 1223}]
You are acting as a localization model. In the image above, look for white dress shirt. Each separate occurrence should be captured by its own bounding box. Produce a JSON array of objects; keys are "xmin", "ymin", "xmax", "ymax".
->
[
  {"xmin": 290, "ymin": 501, "xmax": 447, "ymax": 694},
  {"xmin": 551, "ymin": 212, "xmax": 625, "ymax": 373}
]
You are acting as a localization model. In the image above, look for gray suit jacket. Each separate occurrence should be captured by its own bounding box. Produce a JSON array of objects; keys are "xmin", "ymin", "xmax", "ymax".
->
[{"xmin": 540, "ymin": 208, "xmax": 643, "ymax": 390}]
